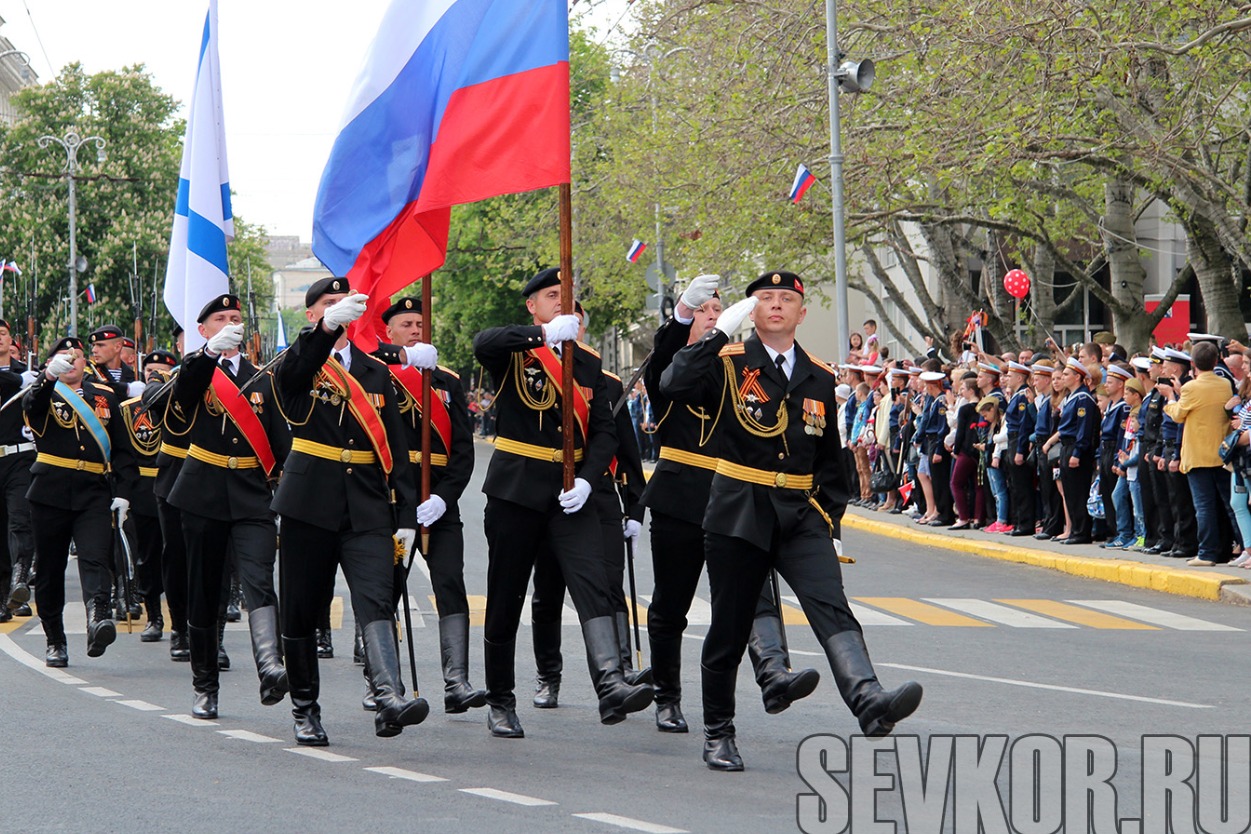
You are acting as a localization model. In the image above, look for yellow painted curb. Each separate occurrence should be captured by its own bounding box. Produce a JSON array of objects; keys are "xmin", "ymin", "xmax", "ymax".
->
[{"xmin": 843, "ymin": 513, "xmax": 1247, "ymax": 602}]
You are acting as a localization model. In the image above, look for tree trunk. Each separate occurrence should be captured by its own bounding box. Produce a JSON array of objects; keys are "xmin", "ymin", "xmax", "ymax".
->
[
  {"xmin": 1102, "ymin": 176, "xmax": 1151, "ymax": 353},
  {"xmin": 1028, "ymin": 243, "xmax": 1056, "ymax": 343},
  {"xmin": 1185, "ymin": 213, "xmax": 1246, "ymax": 338}
]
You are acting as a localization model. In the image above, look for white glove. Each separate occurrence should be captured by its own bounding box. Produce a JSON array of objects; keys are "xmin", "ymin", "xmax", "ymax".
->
[
  {"xmin": 110, "ymin": 497, "xmax": 130, "ymax": 525},
  {"xmin": 542, "ymin": 314, "xmax": 580, "ymax": 347},
  {"xmin": 714, "ymin": 296, "xmax": 758, "ymax": 337},
  {"xmin": 126, "ymin": 380, "xmax": 147, "ymax": 398},
  {"xmin": 20, "ymin": 370, "xmax": 39, "ymax": 385},
  {"xmin": 402, "ymin": 343, "xmax": 438, "ymax": 370},
  {"xmin": 395, "ymin": 527, "xmax": 417, "ymax": 556},
  {"xmin": 623, "ymin": 518, "xmax": 642, "ymax": 545},
  {"xmin": 679, "ymin": 273, "xmax": 720, "ymax": 310},
  {"xmin": 416, "ymin": 494, "xmax": 447, "ymax": 527},
  {"xmin": 323, "ymin": 291, "xmax": 370, "ymax": 331},
  {"xmin": 45, "ymin": 353, "xmax": 75, "ymax": 380},
  {"xmin": 558, "ymin": 477, "xmax": 593, "ymax": 514},
  {"xmin": 206, "ymin": 322, "xmax": 245, "ymax": 354}
]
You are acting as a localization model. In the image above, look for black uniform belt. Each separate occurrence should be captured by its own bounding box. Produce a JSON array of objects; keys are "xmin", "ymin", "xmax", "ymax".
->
[
  {"xmin": 494, "ymin": 437, "xmax": 583, "ymax": 463},
  {"xmin": 35, "ymin": 452, "xmax": 107, "ymax": 475},
  {"xmin": 715, "ymin": 460, "xmax": 813, "ymax": 490},
  {"xmin": 658, "ymin": 447, "xmax": 718, "ymax": 471}
]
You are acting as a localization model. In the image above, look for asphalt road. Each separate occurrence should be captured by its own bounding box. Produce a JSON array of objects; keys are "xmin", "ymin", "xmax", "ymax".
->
[{"xmin": 3, "ymin": 438, "xmax": 1248, "ymax": 833}]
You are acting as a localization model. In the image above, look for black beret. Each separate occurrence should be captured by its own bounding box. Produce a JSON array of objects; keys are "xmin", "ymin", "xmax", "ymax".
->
[
  {"xmin": 196, "ymin": 294, "xmax": 242, "ymax": 323},
  {"xmin": 521, "ymin": 267, "xmax": 561, "ymax": 297},
  {"xmin": 89, "ymin": 324, "xmax": 124, "ymax": 343},
  {"xmin": 122, "ymin": 337, "xmax": 136, "ymax": 349},
  {"xmin": 172, "ymin": 324, "xmax": 184, "ymax": 339},
  {"xmin": 48, "ymin": 336, "xmax": 84, "ymax": 359},
  {"xmin": 305, "ymin": 276, "xmax": 351, "ymax": 308},
  {"xmin": 381, "ymin": 296, "xmax": 422, "ymax": 324},
  {"xmin": 574, "ymin": 300, "xmax": 585, "ymax": 316},
  {"xmin": 0, "ymin": 319, "xmax": 10, "ymax": 332},
  {"xmin": 744, "ymin": 270, "xmax": 805, "ymax": 297},
  {"xmin": 144, "ymin": 349, "xmax": 178, "ymax": 368}
]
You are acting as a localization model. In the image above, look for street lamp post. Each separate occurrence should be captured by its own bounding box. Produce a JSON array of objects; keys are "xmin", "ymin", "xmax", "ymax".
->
[{"xmin": 38, "ymin": 131, "xmax": 106, "ymax": 337}]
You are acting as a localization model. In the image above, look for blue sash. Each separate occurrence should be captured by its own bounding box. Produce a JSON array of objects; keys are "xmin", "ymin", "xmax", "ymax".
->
[{"xmin": 55, "ymin": 381, "xmax": 111, "ymax": 460}]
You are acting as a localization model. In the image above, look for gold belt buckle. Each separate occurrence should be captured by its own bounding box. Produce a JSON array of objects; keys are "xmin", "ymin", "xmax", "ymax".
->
[
  {"xmin": 774, "ymin": 472, "xmax": 788, "ymax": 488},
  {"xmin": 340, "ymin": 449, "xmax": 353, "ymax": 463},
  {"xmin": 226, "ymin": 456, "xmax": 239, "ymax": 470},
  {"xmin": 551, "ymin": 449, "xmax": 563, "ymax": 463},
  {"xmin": 76, "ymin": 460, "xmax": 86, "ymax": 471}
]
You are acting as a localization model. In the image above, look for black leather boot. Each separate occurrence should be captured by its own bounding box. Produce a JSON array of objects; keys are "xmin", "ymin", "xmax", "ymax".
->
[
  {"xmin": 8, "ymin": 558, "xmax": 31, "ymax": 611},
  {"xmin": 440, "ymin": 614, "xmax": 486, "ymax": 713},
  {"xmin": 650, "ymin": 634, "xmax": 687, "ymax": 733},
  {"xmin": 316, "ymin": 628, "xmax": 334, "ymax": 659},
  {"xmin": 284, "ymin": 635, "xmax": 328, "ymax": 746},
  {"xmin": 86, "ymin": 598, "xmax": 116, "ymax": 658},
  {"xmin": 701, "ymin": 663, "xmax": 743, "ymax": 771},
  {"xmin": 225, "ymin": 574, "xmax": 242, "ymax": 622},
  {"xmin": 140, "ymin": 596, "xmax": 164, "ymax": 642},
  {"xmin": 44, "ymin": 617, "xmax": 68, "ymax": 668},
  {"xmin": 188, "ymin": 624, "xmax": 219, "ymax": 719},
  {"xmin": 217, "ymin": 619, "xmax": 230, "ymax": 670},
  {"xmin": 823, "ymin": 631, "xmax": 922, "ymax": 737},
  {"xmin": 531, "ymin": 620, "xmax": 562, "ymax": 709},
  {"xmin": 616, "ymin": 611, "xmax": 653, "ymax": 687},
  {"xmin": 484, "ymin": 637, "xmax": 523, "ymax": 738},
  {"xmin": 169, "ymin": 629, "xmax": 191, "ymax": 661},
  {"xmin": 362, "ymin": 620, "xmax": 429, "ymax": 737},
  {"xmin": 249, "ymin": 606, "xmax": 289, "ymax": 706},
  {"xmin": 748, "ymin": 615, "xmax": 819, "ymax": 714},
  {"xmin": 353, "ymin": 621, "xmax": 365, "ymax": 665},
  {"xmin": 361, "ymin": 662, "xmax": 377, "ymax": 711},
  {"xmin": 583, "ymin": 616, "xmax": 653, "ymax": 725}
]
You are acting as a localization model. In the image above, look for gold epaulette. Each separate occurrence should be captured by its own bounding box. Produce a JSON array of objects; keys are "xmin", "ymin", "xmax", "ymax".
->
[
  {"xmin": 437, "ymin": 365, "xmax": 460, "ymax": 380},
  {"xmin": 719, "ymin": 343, "xmax": 746, "ymax": 357},
  {"xmin": 806, "ymin": 352, "xmax": 836, "ymax": 375},
  {"xmin": 122, "ymin": 396, "xmax": 142, "ymax": 408},
  {"xmin": 576, "ymin": 341, "xmax": 601, "ymax": 358},
  {"xmin": 602, "ymin": 369, "xmax": 622, "ymax": 382}
]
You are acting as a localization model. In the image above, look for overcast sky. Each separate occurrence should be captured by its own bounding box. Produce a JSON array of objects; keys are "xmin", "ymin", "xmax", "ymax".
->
[{"xmin": 0, "ymin": 0, "xmax": 627, "ymax": 243}]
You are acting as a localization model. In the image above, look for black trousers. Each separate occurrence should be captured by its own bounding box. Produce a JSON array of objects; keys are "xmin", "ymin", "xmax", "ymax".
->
[
  {"xmin": 1009, "ymin": 446, "xmax": 1036, "ymax": 532},
  {"xmin": 31, "ymin": 500, "xmax": 112, "ymax": 641},
  {"xmin": 133, "ymin": 512, "xmax": 163, "ymax": 601},
  {"xmin": 702, "ymin": 514, "xmax": 861, "ymax": 677},
  {"xmin": 930, "ymin": 450, "xmax": 955, "ymax": 523},
  {"xmin": 1059, "ymin": 445, "xmax": 1094, "ymax": 540},
  {"xmin": 1164, "ymin": 466, "xmax": 1198, "ymax": 556},
  {"xmin": 1146, "ymin": 460, "xmax": 1175, "ymax": 550},
  {"xmin": 482, "ymin": 496, "xmax": 614, "ymax": 646},
  {"xmin": 157, "ymin": 497, "xmax": 189, "ymax": 629},
  {"xmin": 421, "ymin": 506, "xmax": 469, "ymax": 618},
  {"xmin": 279, "ymin": 517, "xmax": 394, "ymax": 638},
  {"xmin": 1139, "ymin": 455, "xmax": 1160, "ymax": 548},
  {"xmin": 531, "ymin": 491, "xmax": 626, "ymax": 626},
  {"xmin": 1097, "ymin": 443, "xmax": 1118, "ymax": 540},
  {"xmin": 1038, "ymin": 460, "xmax": 1064, "ymax": 537},
  {"xmin": 0, "ymin": 452, "xmax": 34, "ymax": 584},
  {"xmin": 182, "ymin": 511, "xmax": 277, "ymax": 631}
]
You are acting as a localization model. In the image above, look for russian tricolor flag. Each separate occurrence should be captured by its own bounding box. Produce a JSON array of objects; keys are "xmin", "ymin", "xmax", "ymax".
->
[
  {"xmin": 626, "ymin": 239, "xmax": 646, "ymax": 263},
  {"xmin": 85, "ymin": 284, "xmax": 98, "ymax": 304},
  {"xmin": 313, "ymin": 0, "xmax": 571, "ymax": 349},
  {"xmin": 789, "ymin": 163, "xmax": 815, "ymax": 204}
]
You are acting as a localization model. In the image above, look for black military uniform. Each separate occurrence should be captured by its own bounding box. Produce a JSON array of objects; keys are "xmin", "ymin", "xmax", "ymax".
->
[
  {"xmin": 641, "ymin": 311, "xmax": 819, "ymax": 734},
  {"xmin": 271, "ymin": 277, "xmax": 428, "ymax": 745},
  {"xmin": 1141, "ymin": 350, "xmax": 1174, "ymax": 553},
  {"xmin": 23, "ymin": 337, "xmax": 139, "ymax": 666},
  {"xmin": 0, "ymin": 330, "xmax": 37, "ymax": 622},
  {"xmin": 1056, "ymin": 364, "xmax": 1101, "ymax": 544},
  {"xmin": 121, "ymin": 350, "xmax": 178, "ymax": 642},
  {"xmin": 472, "ymin": 267, "xmax": 652, "ymax": 738},
  {"xmin": 530, "ymin": 364, "xmax": 651, "ymax": 710},
  {"xmin": 169, "ymin": 295, "xmax": 292, "ymax": 720},
  {"xmin": 661, "ymin": 271, "xmax": 921, "ymax": 771},
  {"xmin": 373, "ymin": 296, "xmax": 485, "ymax": 715},
  {"xmin": 88, "ymin": 324, "xmax": 137, "ymax": 400}
]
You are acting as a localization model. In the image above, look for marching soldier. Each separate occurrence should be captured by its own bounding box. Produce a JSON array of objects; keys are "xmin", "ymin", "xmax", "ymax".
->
[
  {"xmin": 88, "ymin": 324, "xmax": 137, "ymax": 399},
  {"xmin": 271, "ymin": 278, "xmax": 428, "ymax": 745},
  {"xmin": 372, "ymin": 295, "xmax": 486, "ymax": 714},
  {"xmin": 23, "ymin": 337, "xmax": 139, "ymax": 666},
  {"xmin": 642, "ymin": 275, "xmax": 819, "ymax": 734},
  {"xmin": 661, "ymin": 270, "xmax": 922, "ymax": 771},
  {"xmin": 529, "ymin": 301, "xmax": 652, "ymax": 711},
  {"xmin": 0, "ymin": 319, "xmax": 38, "ymax": 622},
  {"xmin": 122, "ymin": 350, "xmax": 178, "ymax": 642},
  {"xmin": 169, "ymin": 294, "xmax": 291, "ymax": 719},
  {"xmin": 473, "ymin": 267, "xmax": 652, "ymax": 738}
]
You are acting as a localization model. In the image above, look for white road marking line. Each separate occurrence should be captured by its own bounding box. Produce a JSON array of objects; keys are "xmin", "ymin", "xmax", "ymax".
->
[
  {"xmin": 573, "ymin": 812, "xmax": 689, "ymax": 834},
  {"xmin": 924, "ymin": 599, "xmax": 1076, "ymax": 628},
  {"xmin": 0, "ymin": 633, "xmax": 87, "ymax": 684},
  {"xmin": 218, "ymin": 729, "xmax": 282, "ymax": 743},
  {"xmin": 879, "ymin": 662, "xmax": 1212, "ymax": 708},
  {"xmin": 460, "ymin": 787, "xmax": 557, "ymax": 806},
  {"xmin": 286, "ymin": 747, "xmax": 359, "ymax": 763},
  {"xmin": 1067, "ymin": 600, "xmax": 1243, "ymax": 632},
  {"xmin": 163, "ymin": 714, "xmax": 219, "ymax": 727},
  {"xmin": 364, "ymin": 766, "xmax": 448, "ymax": 783},
  {"xmin": 845, "ymin": 599, "xmax": 913, "ymax": 626},
  {"xmin": 78, "ymin": 686, "xmax": 123, "ymax": 697},
  {"xmin": 115, "ymin": 699, "xmax": 165, "ymax": 711}
]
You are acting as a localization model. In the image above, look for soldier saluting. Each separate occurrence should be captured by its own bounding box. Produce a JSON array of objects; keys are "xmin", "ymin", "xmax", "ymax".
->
[
  {"xmin": 271, "ymin": 277, "xmax": 427, "ymax": 746},
  {"xmin": 662, "ymin": 270, "xmax": 922, "ymax": 771},
  {"xmin": 23, "ymin": 336, "xmax": 138, "ymax": 666}
]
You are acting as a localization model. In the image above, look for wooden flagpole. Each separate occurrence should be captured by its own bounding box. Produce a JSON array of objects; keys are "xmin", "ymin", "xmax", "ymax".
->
[
  {"xmin": 420, "ymin": 274, "xmax": 433, "ymax": 553},
  {"xmin": 558, "ymin": 183, "xmax": 575, "ymax": 491}
]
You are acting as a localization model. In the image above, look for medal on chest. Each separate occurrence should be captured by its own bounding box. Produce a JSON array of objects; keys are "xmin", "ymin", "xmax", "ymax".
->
[{"xmin": 802, "ymin": 398, "xmax": 826, "ymax": 436}]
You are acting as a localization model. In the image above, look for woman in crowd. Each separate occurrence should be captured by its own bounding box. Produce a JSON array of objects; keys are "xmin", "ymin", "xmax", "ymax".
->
[{"xmin": 948, "ymin": 377, "xmax": 988, "ymax": 529}]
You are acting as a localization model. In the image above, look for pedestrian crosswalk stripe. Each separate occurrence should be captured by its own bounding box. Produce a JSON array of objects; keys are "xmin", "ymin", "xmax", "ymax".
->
[
  {"xmin": 1066, "ymin": 600, "xmax": 1242, "ymax": 632},
  {"xmin": 854, "ymin": 597, "xmax": 994, "ymax": 627},
  {"xmin": 779, "ymin": 599, "xmax": 808, "ymax": 626},
  {"xmin": 923, "ymin": 599, "xmax": 1077, "ymax": 628},
  {"xmin": 330, "ymin": 595, "xmax": 344, "ymax": 630},
  {"xmin": 997, "ymin": 599, "xmax": 1158, "ymax": 629},
  {"xmin": 787, "ymin": 594, "xmax": 914, "ymax": 626}
]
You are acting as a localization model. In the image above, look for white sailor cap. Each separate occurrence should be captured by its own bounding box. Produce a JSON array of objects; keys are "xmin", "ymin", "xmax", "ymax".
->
[
  {"xmin": 1065, "ymin": 356, "xmax": 1091, "ymax": 377},
  {"xmin": 1150, "ymin": 347, "xmax": 1168, "ymax": 363},
  {"xmin": 920, "ymin": 371, "xmax": 946, "ymax": 383},
  {"xmin": 1007, "ymin": 361, "xmax": 1032, "ymax": 374},
  {"xmin": 977, "ymin": 362, "xmax": 1002, "ymax": 375},
  {"xmin": 1130, "ymin": 357, "xmax": 1152, "ymax": 372},
  {"xmin": 1163, "ymin": 348, "xmax": 1191, "ymax": 364},
  {"xmin": 1186, "ymin": 332, "xmax": 1222, "ymax": 343},
  {"xmin": 1030, "ymin": 363, "xmax": 1055, "ymax": 375},
  {"xmin": 1106, "ymin": 364, "xmax": 1133, "ymax": 380},
  {"xmin": 905, "ymin": 366, "xmax": 923, "ymax": 375},
  {"xmin": 859, "ymin": 364, "xmax": 884, "ymax": 375}
]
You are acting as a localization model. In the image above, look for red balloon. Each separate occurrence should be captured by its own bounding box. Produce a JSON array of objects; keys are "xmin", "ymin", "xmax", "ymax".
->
[{"xmin": 1003, "ymin": 269, "xmax": 1031, "ymax": 299}]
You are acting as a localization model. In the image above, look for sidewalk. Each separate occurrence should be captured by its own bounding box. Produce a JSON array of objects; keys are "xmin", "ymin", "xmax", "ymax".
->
[{"xmin": 843, "ymin": 507, "xmax": 1251, "ymax": 605}]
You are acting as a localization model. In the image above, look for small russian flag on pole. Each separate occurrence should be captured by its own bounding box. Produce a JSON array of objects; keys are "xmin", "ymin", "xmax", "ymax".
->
[
  {"xmin": 626, "ymin": 239, "xmax": 647, "ymax": 263},
  {"xmin": 789, "ymin": 163, "xmax": 816, "ymax": 204},
  {"xmin": 2, "ymin": 261, "xmax": 20, "ymax": 275},
  {"xmin": 85, "ymin": 284, "xmax": 97, "ymax": 304}
]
